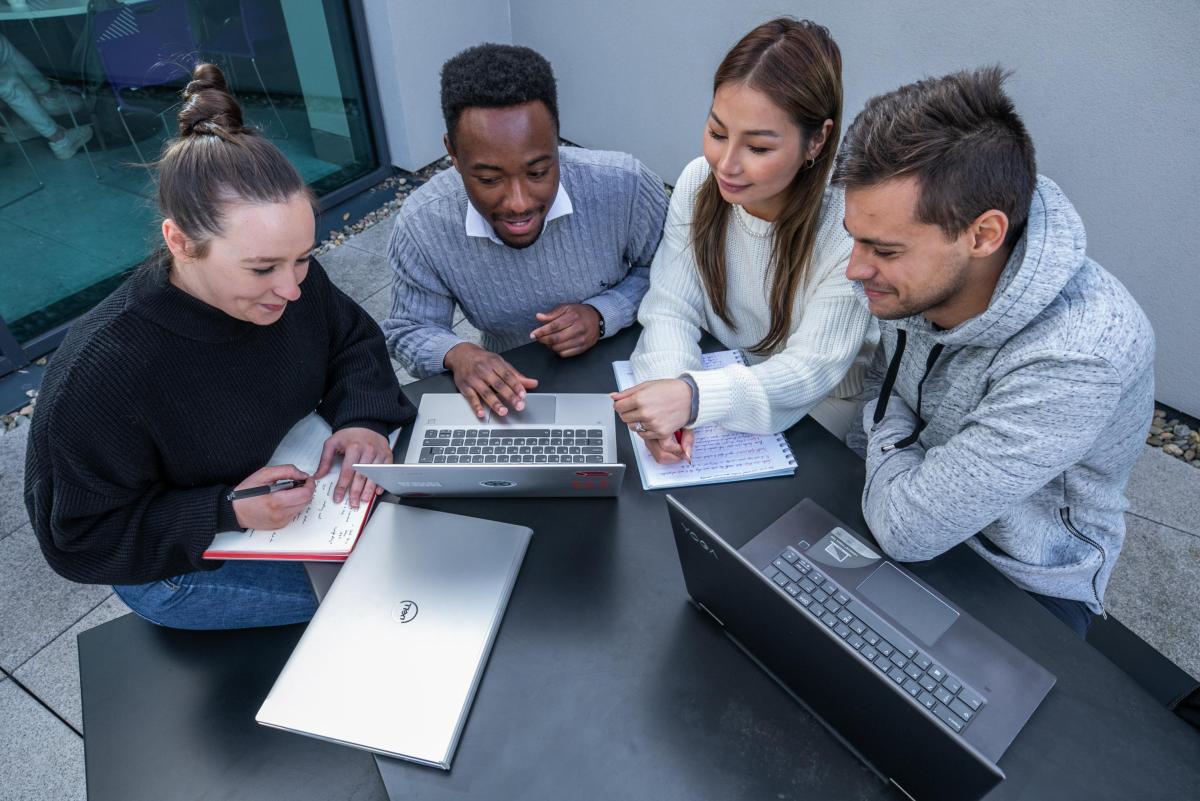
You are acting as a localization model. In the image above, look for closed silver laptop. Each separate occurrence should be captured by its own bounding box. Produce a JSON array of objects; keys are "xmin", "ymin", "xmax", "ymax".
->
[
  {"xmin": 357, "ymin": 392, "xmax": 625, "ymax": 497},
  {"xmin": 256, "ymin": 501, "xmax": 531, "ymax": 769}
]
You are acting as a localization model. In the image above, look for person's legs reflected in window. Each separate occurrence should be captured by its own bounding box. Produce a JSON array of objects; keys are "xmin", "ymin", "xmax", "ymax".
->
[{"xmin": 0, "ymin": 33, "xmax": 91, "ymax": 159}]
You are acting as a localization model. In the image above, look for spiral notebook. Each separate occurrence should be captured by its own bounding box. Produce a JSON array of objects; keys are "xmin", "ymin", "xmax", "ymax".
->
[{"xmin": 612, "ymin": 350, "xmax": 797, "ymax": 490}]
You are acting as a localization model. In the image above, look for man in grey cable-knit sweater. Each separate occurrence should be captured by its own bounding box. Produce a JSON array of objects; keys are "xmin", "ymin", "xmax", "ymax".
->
[
  {"xmin": 382, "ymin": 44, "xmax": 667, "ymax": 419},
  {"xmin": 838, "ymin": 68, "xmax": 1154, "ymax": 638}
]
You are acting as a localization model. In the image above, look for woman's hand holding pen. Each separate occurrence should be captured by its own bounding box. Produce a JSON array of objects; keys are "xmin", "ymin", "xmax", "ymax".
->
[
  {"xmin": 611, "ymin": 379, "xmax": 696, "ymax": 464},
  {"xmin": 231, "ymin": 464, "xmax": 314, "ymax": 529},
  {"xmin": 314, "ymin": 426, "xmax": 391, "ymax": 507}
]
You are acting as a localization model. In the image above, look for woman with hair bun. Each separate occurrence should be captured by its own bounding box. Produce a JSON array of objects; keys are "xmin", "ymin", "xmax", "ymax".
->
[
  {"xmin": 613, "ymin": 18, "xmax": 876, "ymax": 462},
  {"xmin": 23, "ymin": 64, "xmax": 413, "ymax": 630}
]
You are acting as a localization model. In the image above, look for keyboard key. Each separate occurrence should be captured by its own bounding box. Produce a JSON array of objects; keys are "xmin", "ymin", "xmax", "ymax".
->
[
  {"xmin": 466, "ymin": 429, "xmax": 478, "ymax": 437},
  {"xmin": 821, "ymin": 580, "xmax": 838, "ymax": 595},
  {"xmin": 548, "ymin": 455, "xmax": 560, "ymax": 463},
  {"xmin": 904, "ymin": 663, "xmax": 923, "ymax": 681},
  {"xmin": 424, "ymin": 438, "xmax": 451, "ymax": 447},
  {"xmin": 419, "ymin": 449, "xmax": 435, "ymax": 463},
  {"xmin": 796, "ymin": 558, "xmax": 812, "ymax": 572},
  {"xmin": 485, "ymin": 455, "xmax": 497, "ymax": 463},
  {"xmin": 873, "ymin": 655, "xmax": 891, "ymax": 672},
  {"xmin": 434, "ymin": 455, "xmax": 447, "ymax": 463},
  {"xmin": 582, "ymin": 446, "xmax": 604, "ymax": 454},
  {"xmin": 424, "ymin": 430, "xmax": 437, "ymax": 439},
  {"xmin": 585, "ymin": 439, "xmax": 603, "ymax": 446},
  {"xmin": 918, "ymin": 691, "xmax": 937, "ymax": 710},
  {"xmin": 588, "ymin": 429, "xmax": 603, "ymax": 438},
  {"xmin": 820, "ymin": 612, "xmax": 837, "ymax": 628},
  {"xmin": 798, "ymin": 578, "xmax": 817, "ymax": 593},
  {"xmin": 796, "ymin": 592, "xmax": 813, "ymax": 607},
  {"xmin": 834, "ymin": 623, "xmax": 851, "ymax": 639},
  {"xmin": 933, "ymin": 687, "xmax": 954, "ymax": 706},
  {"xmin": 887, "ymin": 667, "xmax": 906, "ymax": 685},
  {"xmin": 586, "ymin": 456, "xmax": 604, "ymax": 463},
  {"xmin": 809, "ymin": 570, "xmax": 827, "ymax": 585},
  {"xmin": 834, "ymin": 591, "xmax": 851, "ymax": 605},
  {"xmin": 927, "ymin": 664, "xmax": 947, "ymax": 683},
  {"xmin": 451, "ymin": 439, "xmax": 464, "ymax": 447},
  {"xmin": 942, "ymin": 676, "xmax": 962, "ymax": 694},
  {"xmin": 823, "ymin": 599, "xmax": 841, "ymax": 616},
  {"xmin": 438, "ymin": 430, "xmax": 451, "ymax": 438},
  {"xmin": 772, "ymin": 559, "xmax": 803, "ymax": 583},
  {"xmin": 498, "ymin": 455, "xmax": 510, "ymax": 463},
  {"xmin": 535, "ymin": 455, "xmax": 548, "ymax": 463},
  {"xmin": 521, "ymin": 455, "xmax": 535, "ymax": 463},
  {"xmin": 902, "ymin": 678, "xmax": 922, "ymax": 697},
  {"xmin": 876, "ymin": 641, "xmax": 894, "ymax": 657},
  {"xmin": 446, "ymin": 455, "xmax": 460, "ymax": 464},
  {"xmin": 862, "ymin": 629, "xmax": 880, "ymax": 646},
  {"xmin": 531, "ymin": 446, "xmax": 544, "ymax": 454},
  {"xmin": 847, "ymin": 633, "xmax": 865, "ymax": 650},
  {"xmin": 452, "ymin": 430, "xmax": 465, "ymax": 437},
  {"xmin": 849, "ymin": 619, "xmax": 866, "ymax": 635},
  {"xmin": 784, "ymin": 583, "xmax": 800, "ymax": 597},
  {"xmin": 772, "ymin": 573, "xmax": 788, "ymax": 587},
  {"xmin": 889, "ymin": 652, "xmax": 909, "ymax": 669},
  {"xmin": 949, "ymin": 698, "xmax": 976, "ymax": 722},
  {"xmin": 957, "ymin": 686, "xmax": 985, "ymax": 711},
  {"xmin": 782, "ymin": 547, "xmax": 802, "ymax": 563},
  {"xmin": 914, "ymin": 654, "xmax": 932, "ymax": 671},
  {"xmin": 812, "ymin": 589, "xmax": 829, "ymax": 604},
  {"xmin": 836, "ymin": 609, "xmax": 854, "ymax": 625},
  {"xmin": 847, "ymin": 599, "xmax": 919, "ymax": 660},
  {"xmin": 860, "ymin": 645, "xmax": 878, "ymax": 661},
  {"xmin": 932, "ymin": 703, "xmax": 965, "ymax": 733},
  {"xmin": 918, "ymin": 675, "xmax": 938, "ymax": 693}
]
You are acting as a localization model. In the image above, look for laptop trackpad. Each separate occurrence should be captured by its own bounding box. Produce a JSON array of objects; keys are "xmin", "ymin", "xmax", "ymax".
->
[
  {"xmin": 489, "ymin": 394, "xmax": 557, "ymax": 425},
  {"xmin": 856, "ymin": 563, "xmax": 959, "ymax": 647}
]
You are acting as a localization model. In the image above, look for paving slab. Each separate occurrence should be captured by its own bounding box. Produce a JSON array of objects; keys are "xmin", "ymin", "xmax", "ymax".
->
[
  {"xmin": 0, "ymin": 679, "xmax": 85, "ymax": 801},
  {"xmin": 14, "ymin": 595, "xmax": 130, "ymax": 732},
  {"xmin": 0, "ymin": 424, "xmax": 30, "ymax": 539},
  {"xmin": 1106, "ymin": 513, "xmax": 1200, "ymax": 681},
  {"xmin": 345, "ymin": 218, "xmax": 395, "ymax": 258},
  {"xmin": 1124, "ymin": 445, "xmax": 1200, "ymax": 537},
  {"xmin": 0, "ymin": 526, "xmax": 111, "ymax": 672},
  {"xmin": 454, "ymin": 316, "xmax": 483, "ymax": 346},
  {"xmin": 360, "ymin": 285, "xmax": 392, "ymax": 326},
  {"xmin": 318, "ymin": 245, "xmax": 391, "ymax": 305}
]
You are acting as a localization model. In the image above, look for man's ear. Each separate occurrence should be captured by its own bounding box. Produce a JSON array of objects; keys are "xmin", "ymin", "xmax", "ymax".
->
[
  {"xmin": 969, "ymin": 209, "xmax": 1009, "ymax": 258},
  {"xmin": 443, "ymin": 133, "xmax": 458, "ymax": 169}
]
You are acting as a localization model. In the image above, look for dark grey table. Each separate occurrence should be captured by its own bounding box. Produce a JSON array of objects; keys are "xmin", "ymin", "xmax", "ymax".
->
[{"xmin": 80, "ymin": 325, "xmax": 1200, "ymax": 801}]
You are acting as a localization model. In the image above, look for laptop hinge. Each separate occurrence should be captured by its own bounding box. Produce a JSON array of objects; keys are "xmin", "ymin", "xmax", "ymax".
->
[{"xmin": 696, "ymin": 601, "xmax": 725, "ymax": 628}]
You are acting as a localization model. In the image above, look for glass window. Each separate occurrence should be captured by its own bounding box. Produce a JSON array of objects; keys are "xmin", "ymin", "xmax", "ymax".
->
[{"xmin": 0, "ymin": 0, "xmax": 379, "ymax": 347}]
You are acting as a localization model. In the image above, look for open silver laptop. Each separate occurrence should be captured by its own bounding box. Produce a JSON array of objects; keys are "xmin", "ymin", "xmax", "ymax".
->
[
  {"xmin": 256, "ymin": 501, "xmax": 531, "ymax": 769},
  {"xmin": 356, "ymin": 393, "xmax": 625, "ymax": 497}
]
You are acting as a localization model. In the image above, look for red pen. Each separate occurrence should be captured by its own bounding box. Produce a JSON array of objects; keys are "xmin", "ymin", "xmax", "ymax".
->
[{"xmin": 674, "ymin": 429, "xmax": 692, "ymax": 464}]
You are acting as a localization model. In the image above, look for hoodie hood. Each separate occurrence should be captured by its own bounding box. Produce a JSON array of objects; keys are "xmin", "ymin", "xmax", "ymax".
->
[{"xmin": 860, "ymin": 175, "xmax": 1089, "ymax": 349}]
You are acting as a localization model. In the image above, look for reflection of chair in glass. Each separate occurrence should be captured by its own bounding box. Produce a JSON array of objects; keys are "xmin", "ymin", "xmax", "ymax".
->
[
  {"xmin": 92, "ymin": 0, "xmax": 195, "ymax": 168},
  {"xmin": 200, "ymin": 0, "xmax": 289, "ymax": 139}
]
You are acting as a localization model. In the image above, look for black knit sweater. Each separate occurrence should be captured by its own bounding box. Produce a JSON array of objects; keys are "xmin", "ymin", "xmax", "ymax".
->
[{"xmin": 24, "ymin": 256, "xmax": 414, "ymax": 584}]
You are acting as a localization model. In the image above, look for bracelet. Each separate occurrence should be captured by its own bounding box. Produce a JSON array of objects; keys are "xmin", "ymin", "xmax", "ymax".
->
[
  {"xmin": 586, "ymin": 304, "xmax": 606, "ymax": 339},
  {"xmin": 678, "ymin": 373, "xmax": 700, "ymax": 426}
]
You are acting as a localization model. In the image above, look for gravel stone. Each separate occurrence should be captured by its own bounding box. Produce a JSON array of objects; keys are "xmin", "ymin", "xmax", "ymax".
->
[{"xmin": 1163, "ymin": 443, "xmax": 1184, "ymax": 457}]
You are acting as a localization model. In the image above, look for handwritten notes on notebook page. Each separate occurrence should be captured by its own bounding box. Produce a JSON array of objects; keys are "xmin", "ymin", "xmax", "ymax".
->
[
  {"xmin": 612, "ymin": 350, "xmax": 796, "ymax": 491},
  {"xmin": 204, "ymin": 413, "xmax": 398, "ymax": 562}
]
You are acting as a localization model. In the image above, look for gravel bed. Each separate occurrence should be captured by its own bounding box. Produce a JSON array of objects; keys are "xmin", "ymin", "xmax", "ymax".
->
[{"xmin": 1146, "ymin": 406, "xmax": 1200, "ymax": 469}]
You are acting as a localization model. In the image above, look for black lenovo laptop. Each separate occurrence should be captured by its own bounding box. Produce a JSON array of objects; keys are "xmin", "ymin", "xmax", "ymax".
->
[{"xmin": 666, "ymin": 496, "xmax": 1056, "ymax": 801}]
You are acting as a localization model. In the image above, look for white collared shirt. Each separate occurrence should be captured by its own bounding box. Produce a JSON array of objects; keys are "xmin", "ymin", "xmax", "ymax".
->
[{"xmin": 464, "ymin": 182, "xmax": 574, "ymax": 246}]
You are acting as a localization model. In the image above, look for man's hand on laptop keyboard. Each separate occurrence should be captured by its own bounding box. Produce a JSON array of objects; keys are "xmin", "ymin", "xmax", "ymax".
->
[{"xmin": 444, "ymin": 342, "xmax": 540, "ymax": 419}]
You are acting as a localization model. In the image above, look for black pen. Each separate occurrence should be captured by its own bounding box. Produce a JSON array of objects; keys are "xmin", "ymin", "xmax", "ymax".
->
[{"xmin": 226, "ymin": 478, "xmax": 307, "ymax": 502}]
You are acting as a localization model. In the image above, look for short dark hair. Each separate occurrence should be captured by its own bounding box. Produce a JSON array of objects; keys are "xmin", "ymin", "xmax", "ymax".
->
[
  {"xmin": 440, "ymin": 43, "xmax": 559, "ymax": 146},
  {"xmin": 833, "ymin": 66, "xmax": 1036, "ymax": 246}
]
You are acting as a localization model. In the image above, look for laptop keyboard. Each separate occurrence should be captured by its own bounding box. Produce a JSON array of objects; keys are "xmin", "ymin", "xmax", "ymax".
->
[
  {"xmin": 417, "ymin": 428, "xmax": 607, "ymax": 464},
  {"xmin": 763, "ymin": 546, "xmax": 986, "ymax": 735}
]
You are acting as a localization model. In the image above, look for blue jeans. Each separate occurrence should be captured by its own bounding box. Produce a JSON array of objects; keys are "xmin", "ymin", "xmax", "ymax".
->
[
  {"xmin": 1028, "ymin": 591, "xmax": 1093, "ymax": 639},
  {"xmin": 113, "ymin": 560, "xmax": 317, "ymax": 630}
]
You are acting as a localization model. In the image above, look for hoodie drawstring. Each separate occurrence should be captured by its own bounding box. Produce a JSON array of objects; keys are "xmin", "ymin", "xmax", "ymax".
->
[{"xmin": 873, "ymin": 328, "xmax": 944, "ymax": 452}]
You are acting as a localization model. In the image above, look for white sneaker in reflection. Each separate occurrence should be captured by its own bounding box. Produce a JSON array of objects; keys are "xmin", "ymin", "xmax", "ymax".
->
[{"xmin": 49, "ymin": 125, "xmax": 93, "ymax": 160}]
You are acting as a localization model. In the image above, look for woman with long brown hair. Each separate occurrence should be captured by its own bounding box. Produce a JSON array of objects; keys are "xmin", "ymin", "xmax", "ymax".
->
[
  {"xmin": 24, "ymin": 64, "xmax": 412, "ymax": 629},
  {"xmin": 612, "ymin": 18, "xmax": 876, "ymax": 463}
]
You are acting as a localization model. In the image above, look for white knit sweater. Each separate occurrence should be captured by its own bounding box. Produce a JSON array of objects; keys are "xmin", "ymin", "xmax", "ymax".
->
[{"xmin": 631, "ymin": 157, "xmax": 877, "ymax": 434}]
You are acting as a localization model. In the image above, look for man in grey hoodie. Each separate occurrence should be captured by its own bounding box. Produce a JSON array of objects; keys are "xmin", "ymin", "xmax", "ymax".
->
[{"xmin": 838, "ymin": 67, "xmax": 1155, "ymax": 637}]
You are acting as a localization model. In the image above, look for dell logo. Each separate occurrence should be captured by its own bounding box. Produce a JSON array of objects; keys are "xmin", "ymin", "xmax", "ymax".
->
[
  {"xmin": 392, "ymin": 600, "xmax": 419, "ymax": 623},
  {"xmin": 480, "ymin": 480, "xmax": 516, "ymax": 488}
]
